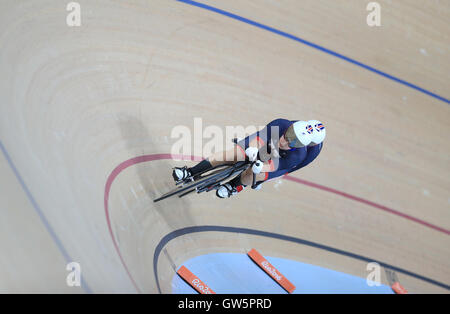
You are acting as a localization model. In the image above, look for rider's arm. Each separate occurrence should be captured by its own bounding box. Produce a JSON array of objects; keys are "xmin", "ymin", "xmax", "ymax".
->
[
  {"xmin": 251, "ymin": 118, "xmax": 291, "ymax": 155},
  {"xmin": 268, "ymin": 148, "xmax": 307, "ymax": 173},
  {"xmin": 287, "ymin": 143, "xmax": 323, "ymax": 174},
  {"xmin": 260, "ymin": 160, "xmax": 276, "ymax": 172},
  {"xmin": 242, "ymin": 118, "xmax": 292, "ymax": 162}
]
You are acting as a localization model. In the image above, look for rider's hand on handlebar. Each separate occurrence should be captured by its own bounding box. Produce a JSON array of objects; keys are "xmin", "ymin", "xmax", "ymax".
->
[
  {"xmin": 252, "ymin": 160, "xmax": 263, "ymax": 174},
  {"xmin": 245, "ymin": 147, "xmax": 259, "ymax": 162}
]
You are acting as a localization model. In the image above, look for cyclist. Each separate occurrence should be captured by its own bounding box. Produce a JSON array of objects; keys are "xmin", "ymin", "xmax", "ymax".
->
[{"xmin": 172, "ymin": 118, "xmax": 326, "ymax": 198}]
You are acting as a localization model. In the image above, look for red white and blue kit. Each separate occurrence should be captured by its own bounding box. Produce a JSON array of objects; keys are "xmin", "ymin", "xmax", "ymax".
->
[{"xmin": 236, "ymin": 118, "xmax": 323, "ymax": 182}]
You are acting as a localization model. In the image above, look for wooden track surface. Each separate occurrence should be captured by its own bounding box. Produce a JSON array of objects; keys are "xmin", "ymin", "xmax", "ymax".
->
[{"xmin": 0, "ymin": 0, "xmax": 448, "ymax": 293}]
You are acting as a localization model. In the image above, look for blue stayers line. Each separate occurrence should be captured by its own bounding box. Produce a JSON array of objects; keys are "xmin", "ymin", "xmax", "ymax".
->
[
  {"xmin": 0, "ymin": 140, "xmax": 92, "ymax": 294},
  {"xmin": 177, "ymin": 0, "xmax": 450, "ymax": 104}
]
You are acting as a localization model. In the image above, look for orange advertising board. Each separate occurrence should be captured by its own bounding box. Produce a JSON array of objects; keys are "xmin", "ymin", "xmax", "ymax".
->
[
  {"xmin": 247, "ymin": 249, "xmax": 296, "ymax": 293},
  {"xmin": 177, "ymin": 265, "xmax": 216, "ymax": 294},
  {"xmin": 391, "ymin": 282, "xmax": 408, "ymax": 294}
]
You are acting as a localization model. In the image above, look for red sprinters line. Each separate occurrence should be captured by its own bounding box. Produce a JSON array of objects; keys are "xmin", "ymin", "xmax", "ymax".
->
[
  {"xmin": 104, "ymin": 154, "xmax": 449, "ymax": 292},
  {"xmin": 284, "ymin": 175, "xmax": 450, "ymax": 235},
  {"xmin": 104, "ymin": 154, "xmax": 202, "ymax": 293}
]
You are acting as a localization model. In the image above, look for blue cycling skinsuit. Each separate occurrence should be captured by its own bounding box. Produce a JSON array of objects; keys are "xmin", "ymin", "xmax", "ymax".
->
[{"xmin": 236, "ymin": 118, "xmax": 322, "ymax": 183}]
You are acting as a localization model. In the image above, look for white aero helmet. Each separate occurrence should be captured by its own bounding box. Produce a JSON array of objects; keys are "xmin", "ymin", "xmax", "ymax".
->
[
  {"xmin": 284, "ymin": 121, "xmax": 312, "ymax": 148},
  {"xmin": 307, "ymin": 120, "xmax": 326, "ymax": 144}
]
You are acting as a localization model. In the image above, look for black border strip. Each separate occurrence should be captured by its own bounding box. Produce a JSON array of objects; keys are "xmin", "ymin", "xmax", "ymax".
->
[{"xmin": 153, "ymin": 225, "xmax": 450, "ymax": 293}]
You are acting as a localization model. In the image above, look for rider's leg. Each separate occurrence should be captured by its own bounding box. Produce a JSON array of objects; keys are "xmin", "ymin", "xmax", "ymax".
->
[
  {"xmin": 216, "ymin": 167, "xmax": 288, "ymax": 198},
  {"xmin": 209, "ymin": 134, "xmax": 265, "ymax": 169},
  {"xmin": 216, "ymin": 168, "xmax": 267, "ymax": 198},
  {"xmin": 193, "ymin": 145, "xmax": 245, "ymax": 175},
  {"xmin": 240, "ymin": 167, "xmax": 266, "ymax": 186},
  {"xmin": 173, "ymin": 145, "xmax": 246, "ymax": 181},
  {"xmin": 208, "ymin": 145, "xmax": 246, "ymax": 167},
  {"xmin": 189, "ymin": 133, "xmax": 260, "ymax": 175},
  {"xmin": 174, "ymin": 131, "xmax": 263, "ymax": 183}
]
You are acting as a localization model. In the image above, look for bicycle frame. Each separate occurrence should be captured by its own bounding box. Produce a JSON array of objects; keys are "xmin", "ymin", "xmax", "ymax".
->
[{"xmin": 153, "ymin": 160, "xmax": 257, "ymax": 202}]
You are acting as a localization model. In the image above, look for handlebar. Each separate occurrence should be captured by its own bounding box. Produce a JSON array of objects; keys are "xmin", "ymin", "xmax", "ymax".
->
[{"xmin": 232, "ymin": 138, "xmax": 259, "ymax": 190}]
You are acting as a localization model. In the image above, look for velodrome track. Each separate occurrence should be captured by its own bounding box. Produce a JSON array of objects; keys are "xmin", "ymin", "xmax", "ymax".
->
[{"xmin": 0, "ymin": 0, "xmax": 449, "ymax": 293}]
